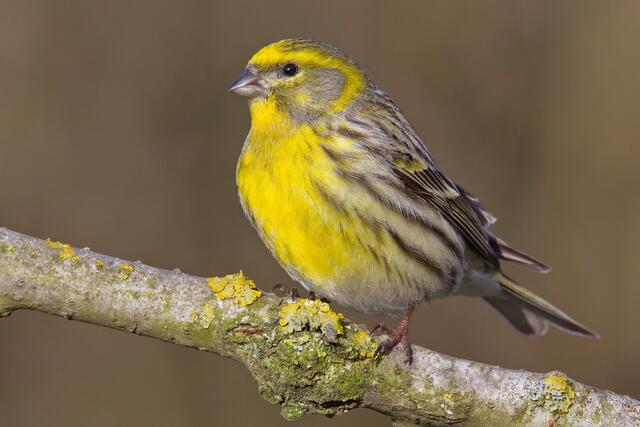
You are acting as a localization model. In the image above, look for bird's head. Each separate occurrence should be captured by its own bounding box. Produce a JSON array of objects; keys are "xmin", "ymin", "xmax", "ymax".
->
[{"xmin": 230, "ymin": 39, "xmax": 367, "ymax": 122}]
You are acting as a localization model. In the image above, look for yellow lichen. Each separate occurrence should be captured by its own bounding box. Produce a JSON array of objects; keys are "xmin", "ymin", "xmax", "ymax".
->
[
  {"xmin": 351, "ymin": 330, "xmax": 376, "ymax": 358},
  {"xmin": 95, "ymin": 260, "xmax": 105, "ymax": 269},
  {"xmin": 5, "ymin": 245, "xmax": 16, "ymax": 253},
  {"xmin": 46, "ymin": 238, "xmax": 80, "ymax": 262},
  {"xmin": 119, "ymin": 263, "xmax": 135, "ymax": 280},
  {"xmin": 534, "ymin": 373, "xmax": 575, "ymax": 419},
  {"xmin": 544, "ymin": 374, "xmax": 575, "ymax": 412},
  {"xmin": 190, "ymin": 309, "xmax": 199, "ymax": 321},
  {"xmin": 198, "ymin": 301, "xmax": 217, "ymax": 328},
  {"xmin": 207, "ymin": 272, "xmax": 261, "ymax": 307},
  {"xmin": 279, "ymin": 298, "xmax": 344, "ymax": 339}
]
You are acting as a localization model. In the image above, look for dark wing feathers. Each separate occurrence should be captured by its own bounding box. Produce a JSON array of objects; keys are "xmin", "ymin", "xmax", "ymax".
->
[
  {"xmin": 396, "ymin": 161, "xmax": 550, "ymax": 272},
  {"xmin": 457, "ymin": 185, "xmax": 497, "ymax": 227},
  {"xmin": 360, "ymin": 87, "xmax": 549, "ymax": 272},
  {"xmin": 394, "ymin": 165, "xmax": 499, "ymax": 267},
  {"xmin": 492, "ymin": 237, "xmax": 551, "ymax": 273}
]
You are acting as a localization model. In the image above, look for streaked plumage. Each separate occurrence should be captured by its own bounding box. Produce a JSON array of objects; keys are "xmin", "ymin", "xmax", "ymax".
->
[{"xmin": 230, "ymin": 39, "xmax": 597, "ymax": 361}]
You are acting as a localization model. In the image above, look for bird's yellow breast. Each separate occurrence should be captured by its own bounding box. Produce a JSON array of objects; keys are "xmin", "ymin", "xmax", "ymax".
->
[{"xmin": 236, "ymin": 100, "xmax": 369, "ymax": 286}]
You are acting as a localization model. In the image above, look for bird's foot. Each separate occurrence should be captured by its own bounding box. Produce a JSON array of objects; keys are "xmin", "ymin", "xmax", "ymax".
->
[
  {"xmin": 370, "ymin": 305, "xmax": 415, "ymax": 364},
  {"xmin": 272, "ymin": 283, "xmax": 331, "ymax": 304},
  {"xmin": 272, "ymin": 284, "xmax": 299, "ymax": 299},
  {"xmin": 371, "ymin": 322, "xmax": 413, "ymax": 364},
  {"xmin": 307, "ymin": 291, "xmax": 332, "ymax": 304},
  {"xmin": 273, "ymin": 285, "xmax": 332, "ymax": 303}
]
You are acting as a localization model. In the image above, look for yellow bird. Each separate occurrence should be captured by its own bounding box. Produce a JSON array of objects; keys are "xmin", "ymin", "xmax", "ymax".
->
[{"xmin": 229, "ymin": 39, "xmax": 597, "ymax": 363}]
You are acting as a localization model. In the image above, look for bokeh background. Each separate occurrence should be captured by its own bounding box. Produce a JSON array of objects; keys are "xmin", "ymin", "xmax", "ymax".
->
[{"xmin": 1, "ymin": 1, "xmax": 639, "ymax": 426}]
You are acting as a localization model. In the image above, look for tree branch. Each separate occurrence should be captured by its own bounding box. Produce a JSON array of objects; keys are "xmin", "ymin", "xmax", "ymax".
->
[{"xmin": 0, "ymin": 227, "xmax": 637, "ymax": 426}]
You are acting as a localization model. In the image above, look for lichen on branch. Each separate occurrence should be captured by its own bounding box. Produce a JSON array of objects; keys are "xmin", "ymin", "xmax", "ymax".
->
[{"xmin": 0, "ymin": 227, "xmax": 638, "ymax": 426}]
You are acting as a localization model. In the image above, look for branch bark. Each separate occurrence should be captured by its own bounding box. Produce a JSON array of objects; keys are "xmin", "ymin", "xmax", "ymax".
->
[{"xmin": 0, "ymin": 227, "xmax": 637, "ymax": 426}]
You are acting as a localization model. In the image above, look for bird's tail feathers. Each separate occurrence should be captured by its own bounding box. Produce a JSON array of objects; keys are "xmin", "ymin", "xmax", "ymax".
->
[{"xmin": 484, "ymin": 274, "xmax": 599, "ymax": 338}]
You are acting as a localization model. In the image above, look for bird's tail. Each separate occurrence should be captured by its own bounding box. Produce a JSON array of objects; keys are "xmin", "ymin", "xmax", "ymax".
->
[{"xmin": 483, "ymin": 274, "xmax": 599, "ymax": 338}]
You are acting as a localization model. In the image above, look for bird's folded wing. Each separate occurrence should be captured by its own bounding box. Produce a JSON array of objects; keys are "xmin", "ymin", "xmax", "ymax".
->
[{"xmin": 392, "ymin": 161, "xmax": 499, "ymax": 267}]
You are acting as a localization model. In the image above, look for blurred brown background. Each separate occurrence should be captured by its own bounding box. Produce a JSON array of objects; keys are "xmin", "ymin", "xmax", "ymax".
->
[{"xmin": 1, "ymin": 1, "xmax": 639, "ymax": 426}]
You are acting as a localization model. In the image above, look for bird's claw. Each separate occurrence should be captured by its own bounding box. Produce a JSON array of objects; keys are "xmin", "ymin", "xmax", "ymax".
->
[
  {"xmin": 307, "ymin": 290, "xmax": 332, "ymax": 303},
  {"xmin": 370, "ymin": 322, "xmax": 413, "ymax": 364},
  {"xmin": 370, "ymin": 322, "xmax": 390, "ymax": 336},
  {"xmin": 272, "ymin": 284, "xmax": 299, "ymax": 299},
  {"xmin": 273, "ymin": 285, "xmax": 332, "ymax": 303}
]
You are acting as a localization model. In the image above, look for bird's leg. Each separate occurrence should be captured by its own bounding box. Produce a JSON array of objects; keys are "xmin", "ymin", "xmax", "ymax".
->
[
  {"xmin": 307, "ymin": 291, "xmax": 332, "ymax": 303},
  {"xmin": 371, "ymin": 304, "xmax": 415, "ymax": 364},
  {"xmin": 272, "ymin": 285, "xmax": 333, "ymax": 304},
  {"xmin": 272, "ymin": 284, "xmax": 299, "ymax": 299}
]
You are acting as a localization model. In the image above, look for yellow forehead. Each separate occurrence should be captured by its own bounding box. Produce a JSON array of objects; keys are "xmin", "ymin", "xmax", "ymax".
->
[{"xmin": 250, "ymin": 40, "xmax": 350, "ymax": 71}]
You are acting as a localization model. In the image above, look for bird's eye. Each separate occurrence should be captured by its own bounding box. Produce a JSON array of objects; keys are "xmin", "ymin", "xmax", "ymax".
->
[{"xmin": 283, "ymin": 63, "xmax": 298, "ymax": 77}]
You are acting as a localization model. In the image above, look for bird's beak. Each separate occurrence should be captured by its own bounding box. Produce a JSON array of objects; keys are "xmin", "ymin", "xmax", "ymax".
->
[{"xmin": 229, "ymin": 68, "xmax": 266, "ymax": 99}]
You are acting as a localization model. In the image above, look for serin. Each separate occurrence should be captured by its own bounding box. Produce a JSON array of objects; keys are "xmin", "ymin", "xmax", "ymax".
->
[{"xmin": 229, "ymin": 39, "xmax": 597, "ymax": 364}]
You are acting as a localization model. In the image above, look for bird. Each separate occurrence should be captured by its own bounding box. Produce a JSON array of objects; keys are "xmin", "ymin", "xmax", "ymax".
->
[{"xmin": 229, "ymin": 39, "xmax": 597, "ymax": 363}]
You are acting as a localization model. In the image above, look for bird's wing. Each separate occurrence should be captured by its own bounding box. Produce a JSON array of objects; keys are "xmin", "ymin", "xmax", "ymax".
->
[
  {"xmin": 393, "ymin": 153, "xmax": 499, "ymax": 266},
  {"xmin": 348, "ymin": 88, "xmax": 549, "ymax": 272},
  {"xmin": 396, "ymin": 157, "xmax": 551, "ymax": 273}
]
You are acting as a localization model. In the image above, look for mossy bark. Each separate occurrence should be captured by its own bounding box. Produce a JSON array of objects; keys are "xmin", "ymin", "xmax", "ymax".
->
[{"xmin": 1, "ymin": 227, "xmax": 638, "ymax": 426}]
